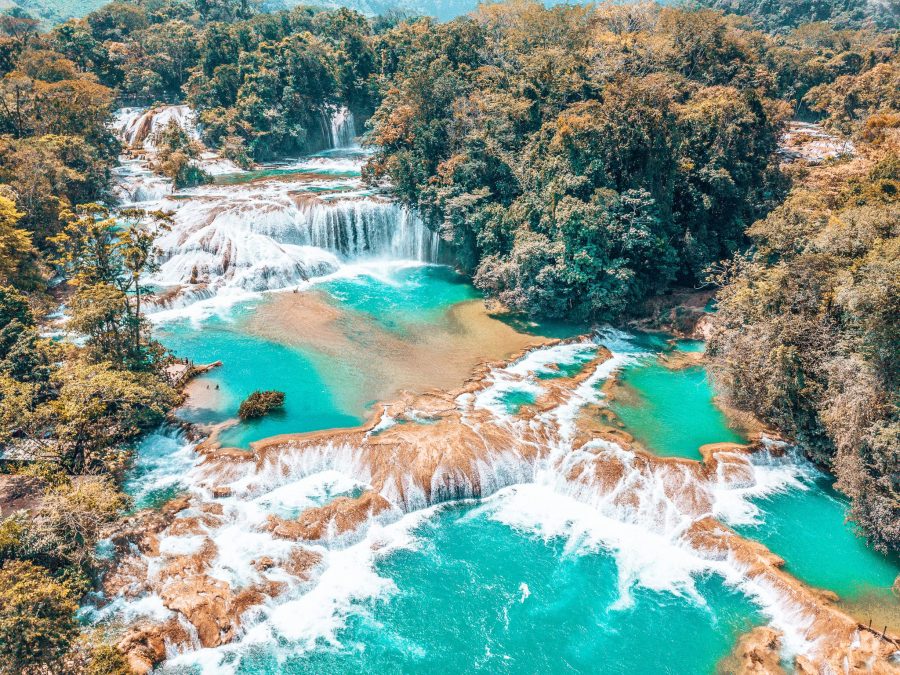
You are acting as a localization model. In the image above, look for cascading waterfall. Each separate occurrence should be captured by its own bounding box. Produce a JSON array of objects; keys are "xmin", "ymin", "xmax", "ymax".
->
[
  {"xmin": 149, "ymin": 192, "xmax": 443, "ymax": 307},
  {"xmin": 328, "ymin": 107, "xmax": 356, "ymax": 149},
  {"xmin": 94, "ymin": 104, "xmax": 900, "ymax": 675},
  {"xmin": 113, "ymin": 159, "xmax": 173, "ymax": 204},
  {"xmin": 110, "ymin": 105, "xmax": 445, "ymax": 313},
  {"xmin": 99, "ymin": 336, "xmax": 846, "ymax": 675},
  {"xmin": 115, "ymin": 105, "xmax": 200, "ymax": 151}
]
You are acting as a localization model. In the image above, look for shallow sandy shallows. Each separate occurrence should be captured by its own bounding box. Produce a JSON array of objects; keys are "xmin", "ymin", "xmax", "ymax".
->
[
  {"xmin": 243, "ymin": 290, "xmax": 552, "ymax": 415},
  {"xmin": 182, "ymin": 377, "xmax": 229, "ymax": 412}
]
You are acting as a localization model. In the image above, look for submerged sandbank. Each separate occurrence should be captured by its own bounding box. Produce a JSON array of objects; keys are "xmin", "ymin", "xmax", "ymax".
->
[{"xmin": 243, "ymin": 290, "xmax": 557, "ymax": 415}]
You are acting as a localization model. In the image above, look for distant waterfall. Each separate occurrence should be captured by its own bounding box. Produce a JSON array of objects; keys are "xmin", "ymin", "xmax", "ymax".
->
[
  {"xmin": 304, "ymin": 198, "xmax": 441, "ymax": 261},
  {"xmin": 114, "ymin": 105, "xmax": 200, "ymax": 150},
  {"xmin": 328, "ymin": 107, "xmax": 356, "ymax": 149}
]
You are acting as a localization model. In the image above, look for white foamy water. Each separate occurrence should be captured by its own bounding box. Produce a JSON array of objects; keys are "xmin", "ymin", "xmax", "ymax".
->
[
  {"xmin": 711, "ymin": 445, "xmax": 813, "ymax": 528},
  {"xmin": 110, "ymin": 106, "xmax": 442, "ymax": 318},
  {"xmin": 327, "ymin": 107, "xmax": 356, "ymax": 149},
  {"xmin": 484, "ymin": 483, "xmax": 714, "ymax": 606},
  {"xmin": 102, "ymin": 337, "xmax": 829, "ymax": 672},
  {"xmin": 113, "ymin": 158, "xmax": 173, "ymax": 204},
  {"xmin": 106, "ymin": 109, "xmax": 850, "ymax": 668},
  {"xmin": 125, "ymin": 428, "xmax": 199, "ymax": 510},
  {"xmin": 115, "ymin": 105, "xmax": 200, "ymax": 151},
  {"xmin": 149, "ymin": 190, "xmax": 440, "ymax": 295}
]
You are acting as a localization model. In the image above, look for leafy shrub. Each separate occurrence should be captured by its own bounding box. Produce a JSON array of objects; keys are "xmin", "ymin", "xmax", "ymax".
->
[
  {"xmin": 0, "ymin": 559, "xmax": 79, "ymax": 674},
  {"xmin": 84, "ymin": 643, "xmax": 131, "ymax": 675}
]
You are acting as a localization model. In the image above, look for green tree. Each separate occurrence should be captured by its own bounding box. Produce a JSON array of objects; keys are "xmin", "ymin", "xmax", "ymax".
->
[
  {"xmin": 33, "ymin": 360, "xmax": 178, "ymax": 473},
  {"xmin": 52, "ymin": 205, "xmax": 171, "ymax": 369},
  {"xmin": 150, "ymin": 120, "xmax": 209, "ymax": 187},
  {"xmin": 0, "ymin": 559, "xmax": 78, "ymax": 675},
  {"xmin": 0, "ymin": 193, "xmax": 37, "ymax": 288},
  {"xmin": 709, "ymin": 115, "xmax": 900, "ymax": 552},
  {"xmin": 238, "ymin": 389, "xmax": 286, "ymax": 419}
]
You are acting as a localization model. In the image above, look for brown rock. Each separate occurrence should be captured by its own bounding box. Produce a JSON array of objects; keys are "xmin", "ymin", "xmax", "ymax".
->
[
  {"xmin": 268, "ymin": 491, "xmax": 391, "ymax": 541},
  {"xmin": 793, "ymin": 655, "xmax": 817, "ymax": 675},
  {"xmin": 200, "ymin": 502, "xmax": 224, "ymax": 515},
  {"xmin": 98, "ymin": 339, "xmax": 900, "ymax": 673},
  {"xmin": 118, "ymin": 618, "xmax": 192, "ymax": 674},
  {"xmin": 658, "ymin": 350, "xmax": 705, "ymax": 371},
  {"xmin": 109, "ymin": 496, "xmax": 192, "ymax": 556},
  {"xmin": 159, "ymin": 573, "xmax": 233, "ymax": 648},
  {"xmin": 721, "ymin": 626, "xmax": 785, "ymax": 674},
  {"xmin": 0, "ymin": 475, "xmax": 46, "ymax": 516},
  {"xmin": 102, "ymin": 554, "xmax": 150, "ymax": 599},
  {"xmin": 253, "ymin": 556, "xmax": 275, "ymax": 571},
  {"xmin": 284, "ymin": 548, "xmax": 323, "ymax": 579}
]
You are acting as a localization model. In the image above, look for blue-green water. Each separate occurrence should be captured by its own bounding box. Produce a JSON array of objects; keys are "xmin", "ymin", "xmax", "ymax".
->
[
  {"xmin": 159, "ymin": 265, "xmax": 482, "ymax": 447},
  {"xmin": 321, "ymin": 265, "xmax": 478, "ymax": 333},
  {"xmin": 160, "ymin": 308, "xmax": 359, "ymax": 447},
  {"xmin": 735, "ymin": 470, "xmax": 899, "ymax": 603},
  {"xmin": 601, "ymin": 336, "xmax": 898, "ymax": 609},
  {"xmin": 137, "ymin": 304, "xmax": 900, "ymax": 674},
  {"xmin": 499, "ymin": 389, "xmax": 538, "ymax": 414},
  {"xmin": 177, "ymin": 497, "xmax": 764, "ymax": 675},
  {"xmin": 609, "ymin": 359, "xmax": 745, "ymax": 460}
]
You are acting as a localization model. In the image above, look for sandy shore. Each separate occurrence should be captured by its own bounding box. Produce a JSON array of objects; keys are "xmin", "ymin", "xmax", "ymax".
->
[{"xmin": 182, "ymin": 374, "xmax": 228, "ymax": 413}]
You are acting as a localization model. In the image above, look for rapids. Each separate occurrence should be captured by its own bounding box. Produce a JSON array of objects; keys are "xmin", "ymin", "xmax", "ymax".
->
[
  {"xmin": 93, "ymin": 107, "xmax": 899, "ymax": 674},
  {"xmin": 114, "ymin": 106, "xmax": 442, "ymax": 315}
]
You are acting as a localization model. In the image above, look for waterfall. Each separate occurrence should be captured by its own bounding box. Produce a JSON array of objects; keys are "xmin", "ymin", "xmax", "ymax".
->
[
  {"xmin": 113, "ymin": 159, "xmax": 173, "ymax": 203},
  {"xmin": 111, "ymin": 105, "xmax": 446, "ymax": 313},
  {"xmin": 149, "ymin": 190, "xmax": 444, "ymax": 299},
  {"xmin": 328, "ymin": 107, "xmax": 356, "ymax": 149},
  {"xmin": 115, "ymin": 105, "xmax": 200, "ymax": 151}
]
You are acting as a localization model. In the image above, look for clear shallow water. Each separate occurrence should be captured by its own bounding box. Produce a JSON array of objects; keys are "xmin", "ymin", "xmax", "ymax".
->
[
  {"xmin": 609, "ymin": 349, "xmax": 745, "ymax": 460},
  {"xmin": 601, "ymin": 335, "xmax": 898, "ymax": 607},
  {"xmin": 319, "ymin": 265, "xmax": 479, "ymax": 333},
  {"xmin": 159, "ymin": 308, "xmax": 359, "ymax": 447},
  {"xmin": 126, "ymin": 323, "xmax": 899, "ymax": 674},
  {"xmin": 735, "ymin": 469, "xmax": 899, "ymax": 603},
  {"xmin": 159, "ymin": 265, "xmax": 483, "ymax": 447}
]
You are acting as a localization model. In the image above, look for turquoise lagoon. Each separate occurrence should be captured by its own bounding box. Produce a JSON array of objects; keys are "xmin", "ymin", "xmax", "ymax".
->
[
  {"xmin": 158, "ymin": 264, "xmax": 481, "ymax": 447},
  {"xmin": 602, "ymin": 336, "xmax": 898, "ymax": 609}
]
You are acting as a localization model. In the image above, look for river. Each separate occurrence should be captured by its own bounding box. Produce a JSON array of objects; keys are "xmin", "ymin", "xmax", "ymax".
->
[{"xmin": 94, "ymin": 107, "xmax": 899, "ymax": 674}]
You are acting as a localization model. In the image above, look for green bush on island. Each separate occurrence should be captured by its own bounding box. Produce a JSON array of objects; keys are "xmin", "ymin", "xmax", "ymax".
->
[
  {"xmin": 238, "ymin": 390, "xmax": 286, "ymax": 420},
  {"xmin": 150, "ymin": 119, "xmax": 210, "ymax": 188}
]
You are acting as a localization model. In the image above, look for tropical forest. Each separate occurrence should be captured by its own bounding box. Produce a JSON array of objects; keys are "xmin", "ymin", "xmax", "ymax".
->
[{"xmin": 0, "ymin": 0, "xmax": 897, "ymax": 672}]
